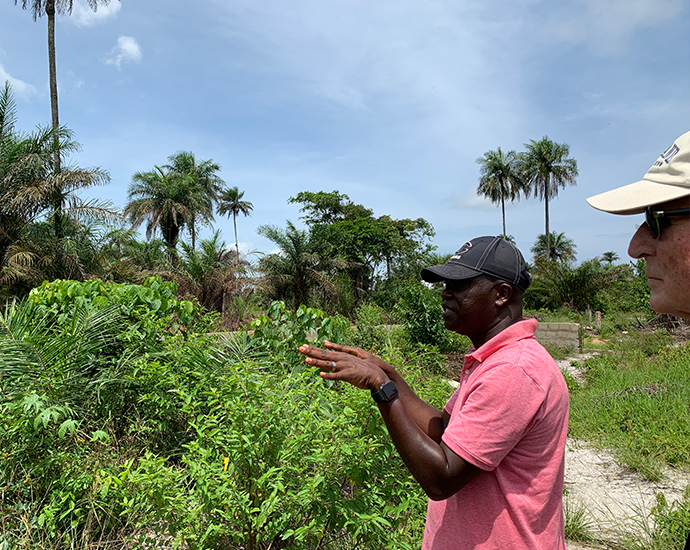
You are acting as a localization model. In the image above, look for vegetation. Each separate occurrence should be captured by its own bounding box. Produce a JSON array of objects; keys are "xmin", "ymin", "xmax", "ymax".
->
[
  {"xmin": 2, "ymin": 69, "xmax": 688, "ymax": 548},
  {"xmin": 0, "ymin": 279, "xmax": 452, "ymax": 549}
]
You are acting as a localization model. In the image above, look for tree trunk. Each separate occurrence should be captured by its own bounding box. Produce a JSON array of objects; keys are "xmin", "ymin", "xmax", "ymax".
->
[
  {"xmin": 233, "ymin": 213, "xmax": 240, "ymax": 265},
  {"xmin": 545, "ymin": 176, "xmax": 551, "ymax": 262},
  {"xmin": 190, "ymin": 213, "xmax": 196, "ymax": 250},
  {"xmin": 501, "ymin": 196, "xmax": 506, "ymax": 238},
  {"xmin": 46, "ymin": 0, "xmax": 63, "ymax": 239}
]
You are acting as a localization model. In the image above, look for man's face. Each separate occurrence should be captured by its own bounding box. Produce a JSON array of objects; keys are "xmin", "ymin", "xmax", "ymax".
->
[
  {"xmin": 628, "ymin": 196, "xmax": 690, "ymax": 319},
  {"xmin": 441, "ymin": 276, "xmax": 498, "ymax": 341}
]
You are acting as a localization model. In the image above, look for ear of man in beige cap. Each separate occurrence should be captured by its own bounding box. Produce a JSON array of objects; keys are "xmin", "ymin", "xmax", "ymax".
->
[{"xmin": 587, "ymin": 131, "xmax": 690, "ymax": 320}]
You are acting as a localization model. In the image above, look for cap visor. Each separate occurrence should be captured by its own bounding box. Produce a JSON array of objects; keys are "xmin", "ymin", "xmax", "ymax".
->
[
  {"xmin": 587, "ymin": 179, "xmax": 690, "ymax": 215},
  {"xmin": 421, "ymin": 263, "xmax": 482, "ymax": 283}
]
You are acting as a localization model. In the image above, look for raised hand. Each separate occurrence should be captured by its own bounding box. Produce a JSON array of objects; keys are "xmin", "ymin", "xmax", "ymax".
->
[{"xmin": 298, "ymin": 343, "xmax": 389, "ymax": 391}]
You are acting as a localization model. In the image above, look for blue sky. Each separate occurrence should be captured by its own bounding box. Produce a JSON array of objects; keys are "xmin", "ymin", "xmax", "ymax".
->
[{"xmin": 1, "ymin": 0, "xmax": 688, "ymax": 265}]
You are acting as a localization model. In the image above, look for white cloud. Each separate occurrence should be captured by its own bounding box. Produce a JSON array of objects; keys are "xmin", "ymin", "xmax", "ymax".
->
[
  {"xmin": 69, "ymin": 0, "xmax": 121, "ymax": 28},
  {"xmin": 543, "ymin": 0, "xmax": 686, "ymax": 55},
  {"xmin": 450, "ymin": 191, "xmax": 497, "ymax": 211},
  {"xmin": 105, "ymin": 36, "xmax": 142, "ymax": 70},
  {"xmin": 0, "ymin": 64, "xmax": 37, "ymax": 98}
]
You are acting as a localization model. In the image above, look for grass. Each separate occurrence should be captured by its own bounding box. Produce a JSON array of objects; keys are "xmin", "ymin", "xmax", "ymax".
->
[
  {"xmin": 563, "ymin": 492, "xmax": 597, "ymax": 543},
  {"xmin": 568, "ymin": 338, "xmax": 690, "ymax": 480}
]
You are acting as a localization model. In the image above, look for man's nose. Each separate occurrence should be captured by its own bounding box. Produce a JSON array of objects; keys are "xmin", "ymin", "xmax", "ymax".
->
[{"xmin": 628, "ymin": 222, "xmax": 656, "ymax": 259}]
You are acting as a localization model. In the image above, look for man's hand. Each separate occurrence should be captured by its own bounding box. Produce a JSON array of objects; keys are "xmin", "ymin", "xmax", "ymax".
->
[
  {"xmin": 320, "ymin": 341, "xmax": 397, "ymax": 377},
  {"xmin": 298, "ymin": 343, "xmax": 389, "ymax": 391}
]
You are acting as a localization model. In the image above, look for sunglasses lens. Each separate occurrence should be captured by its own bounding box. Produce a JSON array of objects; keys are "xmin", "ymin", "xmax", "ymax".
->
[{"xmin": 645, "ymin": 208, "xmax": 660, "ymax": 238}]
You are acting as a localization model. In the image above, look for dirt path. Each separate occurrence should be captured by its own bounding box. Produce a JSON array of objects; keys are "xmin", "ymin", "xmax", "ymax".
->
[{"xmin": 557, "ymin": 354, "xmax": 690, "ymax": 547}]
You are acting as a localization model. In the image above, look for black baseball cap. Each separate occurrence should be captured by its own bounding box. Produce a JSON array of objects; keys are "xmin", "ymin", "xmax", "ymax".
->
[{"xmin": 421, "ymin": 236, "xmax": 531, "ymax": 291}]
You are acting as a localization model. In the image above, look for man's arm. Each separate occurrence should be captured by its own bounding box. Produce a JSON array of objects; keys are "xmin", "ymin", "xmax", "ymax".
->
[
  {"xmin": 298, "ymin": 343, "xmax": 480, "ymax": 500},
  {"xmin": 319, "ymin": 341, "xmax": 448, "ymax": 442}
]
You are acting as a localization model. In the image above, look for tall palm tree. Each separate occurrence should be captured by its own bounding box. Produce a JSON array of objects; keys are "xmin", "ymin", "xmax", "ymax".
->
[
  {"xmin": 531, "ymin": 232, "xmax": 576, "ymax": 264},
  {"xmin": 163, "ymin": 151, "xmax": 224, "ymax": 250},
  {"xmin": 519, "ymin": 137, "xmax": 578, "ymax": 261},
  {"xmin": 13, "ymin": 0, "xmax": 115, "ymax": 175},
  {"xmin": 124, "ymin": 166, "xmax": 196, "ymax": 252},
  {"xmin": 218, "ymin": 186, "xmax": 254, "ymax": 263},
  {"xmin": 475, "ymin": 147, "xmax": 524, "ymax": 238}
]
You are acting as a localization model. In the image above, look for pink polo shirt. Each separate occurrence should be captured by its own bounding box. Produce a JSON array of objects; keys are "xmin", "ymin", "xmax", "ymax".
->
[{"xmin": 423, "ymin": 319, "xmax": 569, "ymax": 550}]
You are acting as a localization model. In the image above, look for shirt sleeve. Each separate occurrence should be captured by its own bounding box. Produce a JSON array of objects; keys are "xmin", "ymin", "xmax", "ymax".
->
[{"xmin": 441, "ymin": 362, "xmax": 545, "ymax": 471}]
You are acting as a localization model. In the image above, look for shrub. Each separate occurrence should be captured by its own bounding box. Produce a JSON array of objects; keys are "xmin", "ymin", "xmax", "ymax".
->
[
  {"xmin": 0, "ymin": 287, "xmax": 435, "ymax": 549},
  {"xmin": 393, "ymin": 283, "xmax": 449, "ymax": 348}
]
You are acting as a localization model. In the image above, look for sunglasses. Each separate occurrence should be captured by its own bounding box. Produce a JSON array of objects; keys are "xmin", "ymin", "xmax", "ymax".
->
[{"xmin": 644, "ymin": 206, "xmax": 690, "ymax": 239}]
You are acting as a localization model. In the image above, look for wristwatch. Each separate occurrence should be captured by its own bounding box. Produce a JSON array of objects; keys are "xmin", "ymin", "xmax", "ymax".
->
[{"xmin": 371, "ymin": 380, "xmax": 399, "ymax": 403}]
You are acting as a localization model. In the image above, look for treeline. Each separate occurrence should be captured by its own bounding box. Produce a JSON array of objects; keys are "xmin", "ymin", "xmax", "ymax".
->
[{"xmin": 1, "ymin": 82, "xmax": 650, "ymax": 326}]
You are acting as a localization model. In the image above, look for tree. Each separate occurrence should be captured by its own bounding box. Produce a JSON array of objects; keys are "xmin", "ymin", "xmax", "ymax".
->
[
  {"xmin": 525, "ymin": 258, "xmax": 623, "ymax": 314},
  {"xmin": 531, "ymin": 232, "xmax": 577, "ymax": 264},
  {"xmin": 217, "ymin": 186, "xmax": 253, "ymax": 263},
  {"xmin": 163, "ymin": 151, "xmax": 224, "ymax": 250},
  {"xmin": 287, "ymin": 190, "xmax": 436, "ymax": 298},
  {"xmin": 125, "ymin": 153, "xmax": 221, "ymax": 253},
  {"xmin": 257, "ymin": 221, "xmax": 347, "ymax": 308},
  {"xmin": 288, "ymin": 190, "xmax": 371, "ymax": 225},
  {"xmin": 13, "ymin": 0, "xmax": 116, "ymax": 175},
  {"xmin": 177, "ymin": 230, "xmax": 240, "ymax": 313},
  {"xmin": 1, "ymin": 82, "xmax": 113, "ymax": 285},
  {"xmin": 125, "ymin": 166, "xmax": 192, "ymax": 252},
  {"xmin": 475, "ymin": 147, "xmax": 524, "ymax": 238},
  {"xmin": 601, "ymin": 251, "xmax": 619, "ymax": 266},
  {"xmin": 519, "ymin": 137, "xmax": 578, "ymax": 261}
]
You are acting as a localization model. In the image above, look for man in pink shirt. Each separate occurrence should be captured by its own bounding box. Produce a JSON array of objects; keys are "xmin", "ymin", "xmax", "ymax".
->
[{"xmin": 300, "ymin": 236, "xmax": 570, "ymax": 549}]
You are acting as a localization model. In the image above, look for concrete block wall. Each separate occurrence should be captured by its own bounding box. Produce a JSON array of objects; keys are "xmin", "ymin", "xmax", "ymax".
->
[{"xmin": 535, "ymin": 322, "xmax": 580, "ymax": 351}]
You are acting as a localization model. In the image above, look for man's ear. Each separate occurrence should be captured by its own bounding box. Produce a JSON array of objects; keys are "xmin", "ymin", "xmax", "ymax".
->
[{"xmin": 494, "ymin": 282, "xmax": 513, "ymax": 307}]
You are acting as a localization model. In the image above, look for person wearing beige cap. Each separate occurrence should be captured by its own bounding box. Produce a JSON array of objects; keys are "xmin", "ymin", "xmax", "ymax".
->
[
  {"xmin": 587, "ymin": 131, "xmax": 690, "ymax": 319},
  {"xmin": 587, "ymin": 131, "xmax": 690, "ymax": 550}
]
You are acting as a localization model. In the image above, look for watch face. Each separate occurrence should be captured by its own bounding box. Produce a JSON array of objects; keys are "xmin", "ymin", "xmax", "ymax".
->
[{"xmin": 373, "ymin": 380, "xmax": 398, "ymax": 402}]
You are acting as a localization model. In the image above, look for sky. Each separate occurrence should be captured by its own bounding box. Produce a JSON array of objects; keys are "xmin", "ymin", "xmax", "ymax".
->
[{"xmin": 1, "ymin": 0, "xmax": 688, "ymax": 265}]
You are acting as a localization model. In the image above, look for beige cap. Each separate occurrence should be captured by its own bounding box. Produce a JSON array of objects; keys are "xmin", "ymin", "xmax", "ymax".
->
[{"xmin": 586, "ymin": 131, "xmax": 690, "ymax": 215}]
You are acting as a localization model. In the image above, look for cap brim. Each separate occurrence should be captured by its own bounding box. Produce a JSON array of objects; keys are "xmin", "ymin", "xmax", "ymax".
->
[
  {"xmin": 421, "ymin": 263, "xmax": 482, "ymax": 283},
  {"xmin": 586, "ymin": 179, "xmax": 690, "ymax": 215}
]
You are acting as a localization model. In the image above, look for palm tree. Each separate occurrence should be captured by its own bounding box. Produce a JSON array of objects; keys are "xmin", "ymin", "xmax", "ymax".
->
[
  {"xmin": 519, "ymin": 137, "xmax": 578, "ymax": 261},
  {"xmin": 257, "ymin": 221, "xmax": 346, "ymax": 308},
  {"xmin": 1, "ymin": 82, "xmax": 114, "ymax": 283},
  {"xmin": 601, "ymin": 251, "xmax": 619, "ymax": 266},
  {"xmin": 176, "ymin": 230, "xmax": 240, "ymax": 313},
  {"xmin": 531, "ymin": 232, "xmax": 576, "ymax": 264},
  {"xmin": 218, "ymin": 186, "xmax": 254, "ymax": 263},
  {"xmin": 124, "ymin": 166, "xmax": 196, "ymax": 252},
  {"xmin": 13, "ymin": 0, "xmax": 115, "ymax": 174},
  {"xmin": 475, "ymin": 147, "xmax": 524, "ymax": 238},
  {"xmin": 163, "ymin": 151, "xmax": 224, "ymax": 250}
]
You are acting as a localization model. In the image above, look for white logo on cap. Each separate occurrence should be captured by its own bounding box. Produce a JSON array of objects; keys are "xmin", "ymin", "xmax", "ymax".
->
[{"xmin": 450, "ymin": 241, "xmax": 472, "ymax": 260}]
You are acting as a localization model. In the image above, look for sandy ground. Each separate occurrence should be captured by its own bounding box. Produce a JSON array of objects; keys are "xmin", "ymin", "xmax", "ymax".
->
[{"xmin": 558, "ymin": 354, "xmax": 690, "ymax": 548}]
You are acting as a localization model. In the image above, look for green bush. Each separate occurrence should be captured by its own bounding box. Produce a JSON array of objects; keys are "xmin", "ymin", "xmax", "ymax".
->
[
  {"xmin": 393, "ymin": 283, "xmax": 449, "ymax": 349},
  {"xmin": 0, "ymin": 284, "xmax": 436, "ymax": 549}
]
